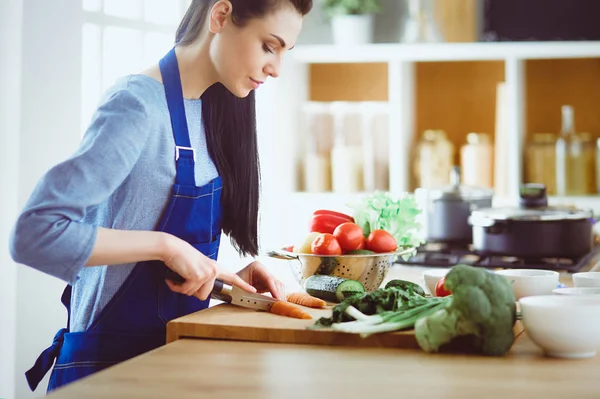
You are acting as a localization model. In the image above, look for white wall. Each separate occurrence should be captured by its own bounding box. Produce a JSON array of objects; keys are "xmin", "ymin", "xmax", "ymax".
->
[
  {"xmin": 0, "ymin": 1, "xmax": 24, "ymax": 398},
  {"xmin": 11, "ymin": 1, "xmax": 84, "ymax": 398},
  {"xmin": 297, "ymin": 0, "xmax": 405, "ymax": 45}
]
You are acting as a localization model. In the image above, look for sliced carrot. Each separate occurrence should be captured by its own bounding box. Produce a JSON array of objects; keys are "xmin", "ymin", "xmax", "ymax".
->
[
  {"xmin": 269, "ymin": 301, "xmax": 312, "ymax": 320},
  {"xmin": 286, "ymin": 292, "xmax": 326, "ymax": 309}
]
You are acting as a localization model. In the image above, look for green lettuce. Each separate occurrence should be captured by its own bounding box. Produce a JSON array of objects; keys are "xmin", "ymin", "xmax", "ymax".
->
[{"xmin": 348, "ymin": 191, "xmax": 423, "ymax": 249}]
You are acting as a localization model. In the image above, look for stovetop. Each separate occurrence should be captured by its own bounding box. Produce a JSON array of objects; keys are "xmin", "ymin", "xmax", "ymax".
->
[{"xmin": 394, "ymin": 242, "xmax": 600, "ymax": 273}]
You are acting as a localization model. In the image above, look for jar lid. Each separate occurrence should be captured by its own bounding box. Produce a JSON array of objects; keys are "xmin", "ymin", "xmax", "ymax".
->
[
  {"xmin": 466, "ymin": 133, "xmax": 491, "ymax": 145},
  {"xmin": 580, "ymin": 132, "xmax": 593, "ymax": 142},
  {"xmin": 531, "ymin": 133, "xmax": 557, "ymax": 143},
  {"xmin": 423, "ymin": 129, "xmax": 447, "ymax": 141}
]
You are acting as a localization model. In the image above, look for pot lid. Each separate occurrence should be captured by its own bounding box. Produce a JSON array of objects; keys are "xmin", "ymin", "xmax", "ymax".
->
[
  {"xmin": 471, "ymin": 206, "xmax": 594, "ymax": 222},
  {"xmin": 421, "ymin": 166, "xmax": 494, "ymax": 201},
  {"xmin": 436, "ymin": 184, "xmax": 494, "ymax": 201}
]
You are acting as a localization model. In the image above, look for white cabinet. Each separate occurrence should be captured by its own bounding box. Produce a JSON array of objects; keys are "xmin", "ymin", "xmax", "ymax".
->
[{"xmin": 256, "ymin": 42, "xmax": 600, "ymax": 251}]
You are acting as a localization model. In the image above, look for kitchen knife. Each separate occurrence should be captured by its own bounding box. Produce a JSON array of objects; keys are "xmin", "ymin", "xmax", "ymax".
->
[
  {"xmin": 164, "ymin": 267, "xmax": 277, "ymax": 311},
  {"xmin": 210, "ymin": 279, "xmax": 278, "ymax": 311}
]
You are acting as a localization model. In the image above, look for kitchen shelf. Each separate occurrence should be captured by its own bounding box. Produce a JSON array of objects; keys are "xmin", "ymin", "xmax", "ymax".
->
[
  {"xmin": 292, "ymin": 41, "xmax": 600, "ymax": 64},
  {"xmin": 285, "ymin": 191, "xmax": 600, "ymax": 212},
  {"xmin": 255, "ymin": 41, "xmax": 600, "ymax": 249}
]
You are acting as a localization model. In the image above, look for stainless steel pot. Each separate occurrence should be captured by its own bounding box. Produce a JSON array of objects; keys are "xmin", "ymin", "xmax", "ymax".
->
[
  {"xmin": 469, "ymin": 184, "xmax": 596, "ymax": 259},
  {"xmin": 415, "ymin": 167, "xmax": 494, "ymax": 245}
]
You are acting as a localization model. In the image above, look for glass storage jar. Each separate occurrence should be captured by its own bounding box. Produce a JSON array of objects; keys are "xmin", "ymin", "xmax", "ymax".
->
[
  {"xmin": 330, "ymin": 102, "xmax": 364, "ymax": 193},
  {"xmin": 580, "ymin": 133, "xmax": 597, "ymax": 195},
  {"xmin": 525, "ymin": 133, "xmax": 557, "ymax": 195},
  {"xmin": 413, "ymin": 129, "xmax": 455, "ymax": 189},
  {"xmin": 301, "ymin": 103, "xmax": 333, "ymax": 192},
  {"xmin": 460, "ymin": 132, "xmax": 494, "ymax": 189},
  {"xmin": 597, "ymin": 138, "xmax": 600, "ymax": 194},
  {"xmin": 556, "ymin": 105, "xmax": 588, "ymax": 196}
]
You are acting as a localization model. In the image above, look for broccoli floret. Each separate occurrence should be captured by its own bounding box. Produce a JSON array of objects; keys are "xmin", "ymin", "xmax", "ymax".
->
[{"xmin": 414, "ymin": 264, "xmax": 517, "ymax": 356}]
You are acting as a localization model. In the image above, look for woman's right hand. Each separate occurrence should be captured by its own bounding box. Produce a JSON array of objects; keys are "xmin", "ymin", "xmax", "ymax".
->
[{"xmin": 160, "ymin": 233, "xmax": 256, "ymax": 300}]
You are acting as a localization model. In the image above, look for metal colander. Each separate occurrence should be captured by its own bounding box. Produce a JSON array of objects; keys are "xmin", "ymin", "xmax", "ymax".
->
[{"xmin": 266, "ymin": 246, "xmax": 416, "ymax": 292}]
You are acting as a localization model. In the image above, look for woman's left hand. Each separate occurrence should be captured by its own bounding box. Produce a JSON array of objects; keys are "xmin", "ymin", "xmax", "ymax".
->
[{"xmin": 237, "ymin": 261, "xmax": 286, "ymax": 300}]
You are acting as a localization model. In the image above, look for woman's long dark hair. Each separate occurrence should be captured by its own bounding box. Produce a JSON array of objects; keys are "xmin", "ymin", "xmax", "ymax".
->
[{"xmin": 175, "ymin": 0, "xmax": 312, "ymax": 257}]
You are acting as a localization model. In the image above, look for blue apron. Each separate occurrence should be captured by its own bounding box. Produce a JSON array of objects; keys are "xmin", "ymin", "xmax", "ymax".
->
[{"xmin": 25, "ymin": 47, "xmax": 222, "ymax": 393}]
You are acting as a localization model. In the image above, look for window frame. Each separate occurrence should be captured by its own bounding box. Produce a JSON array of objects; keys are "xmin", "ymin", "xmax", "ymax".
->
[{"xmin": 80, "ymin": 0, "xmax": 190, "ymax": 130}]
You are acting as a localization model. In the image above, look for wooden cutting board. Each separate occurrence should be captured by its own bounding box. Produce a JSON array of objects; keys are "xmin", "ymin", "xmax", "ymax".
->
[{"xmin": 166, "ymin": 303, "xmax": 421, "ymax": 349}]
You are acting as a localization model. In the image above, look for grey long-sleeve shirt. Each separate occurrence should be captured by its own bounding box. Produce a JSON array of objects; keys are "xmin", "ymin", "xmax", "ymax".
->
[{"xmin": 10, "ymin": 74, "xmax": 218, "ymax": 332}]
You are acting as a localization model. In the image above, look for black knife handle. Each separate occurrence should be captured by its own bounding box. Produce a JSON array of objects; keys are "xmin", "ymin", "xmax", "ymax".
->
[
  {"xmin": 145, "ymin": 260, "xmax": 185, "ymax": 284},
  {"xmin": 164, "ymin": 268, "xmax": 186, "ymax": 284},
  {"xmin": 212, "ymin": 278, "xmax": 224, "ymax": 293},
  {"xmin": 162, "ymin": 263, "xmax": 225, "ymax": 295}
]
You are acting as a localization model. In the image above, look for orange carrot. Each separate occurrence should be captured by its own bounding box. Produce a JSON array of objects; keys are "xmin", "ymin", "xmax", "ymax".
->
[
  {"xmin": 286, "ymin": 292, "xmax": 326, "ymax": 309},
  {"xmin": 269, "ymin": 301, "xmax": 312, "ymax": 320}
]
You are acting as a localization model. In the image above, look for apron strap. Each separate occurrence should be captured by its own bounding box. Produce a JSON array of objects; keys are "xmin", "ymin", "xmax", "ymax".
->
[
  {"xmin": 159, "ymin": 47, "xmax": 196, "ymax": 186},
  {"xmin": 25, "ymin": 286, "xmax": 72, "ymax": 391}
]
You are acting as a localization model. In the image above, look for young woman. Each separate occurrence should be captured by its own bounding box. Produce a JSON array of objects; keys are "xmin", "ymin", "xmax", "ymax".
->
[{"xmin": 10, "ymin": 0, "xmax": 312, "ymax": 392}]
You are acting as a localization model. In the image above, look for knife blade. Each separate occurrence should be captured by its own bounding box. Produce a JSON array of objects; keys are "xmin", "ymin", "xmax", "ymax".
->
[
  {"xmin": 163, "ymin": 266, "xmax": 277, "ymax": 311},
  {"xmin": 211, "ymin": 279, "xmax": 278, "ymax": 312}
]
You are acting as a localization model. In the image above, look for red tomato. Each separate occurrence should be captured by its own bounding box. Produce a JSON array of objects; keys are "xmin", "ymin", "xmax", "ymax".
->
[
  {"xmin": 333, "ymin": 222, "xmax": 365, "ymax": 252},
  {"xmin": 309, "ymin": 214, "xmax": 349, "ymax": 234},
  {"xmin": 365, "ymin": 230, "xmax": 397, "ymax": 253},
  {"xmin": 435, "ymin": 277, "xmax": 452, "ymax": 297},
  {"xmin": 312, "ymin": 209, "xmax": 354, "ymax": 223},
  {"xmin": 311, "ymin": 233, "xmax": 343, "ymax": 255},
  {"xmin": 356, "ymin": 239, "xmax": 365, "ymax": 250}
]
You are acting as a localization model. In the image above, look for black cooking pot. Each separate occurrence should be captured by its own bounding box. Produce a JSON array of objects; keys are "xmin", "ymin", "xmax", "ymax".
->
[
  {"xmin": 416, "ymin": 167, "xmax": 494, "ymax": 245},
  {"xmin": 469, "ymin": 184, "xmax": 596, "ymax": 259}
]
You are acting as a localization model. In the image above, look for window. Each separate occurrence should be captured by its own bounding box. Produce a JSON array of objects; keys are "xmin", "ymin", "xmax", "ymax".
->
[{"xmin": 80, "ymin": 0, "xmax": 190, "ymax": 131}]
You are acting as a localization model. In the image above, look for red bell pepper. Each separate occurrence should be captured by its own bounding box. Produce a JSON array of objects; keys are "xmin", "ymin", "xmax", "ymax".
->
[
  {"xmin": 312, "ymin": 209, "xmax": 354, "ymax": 223},
  {"xmin": 309, "ymin": 214, "xmax": 351, "ymax": 235}
]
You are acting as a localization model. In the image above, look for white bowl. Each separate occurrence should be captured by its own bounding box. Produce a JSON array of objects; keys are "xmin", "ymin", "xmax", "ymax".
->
[
  {"xmin": 495, "ymin": 269, "xmax": 559, "ymax": 300},
  {"xmin": 573, "ymin": 272, "xmax": 600, "ymax": 288},
  {"xmin": 553, "ymin": 287, "xmax": 600, "ymax": 296},
  {"xmin": 422, "ymin": 269, "xmax": 451, "ymax": 296},
  {"xmin": 519, "ymin": 295, "xmax": 600, "ymax": 359}
]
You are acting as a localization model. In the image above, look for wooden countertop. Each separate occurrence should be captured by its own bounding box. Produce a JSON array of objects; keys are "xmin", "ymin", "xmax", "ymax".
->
[
  {"xmin": 47, "ymin": 263, "xmax": 600, "ymax": 398},
  {"xmin": 47, "ymin": 331, "xmax": 600, "ymax": 399}
]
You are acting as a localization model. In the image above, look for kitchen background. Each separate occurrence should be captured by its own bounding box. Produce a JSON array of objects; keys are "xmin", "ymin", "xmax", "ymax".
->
[{"xmin": 1, "ymin": 0, "xmax": 599, "ymax": 398}]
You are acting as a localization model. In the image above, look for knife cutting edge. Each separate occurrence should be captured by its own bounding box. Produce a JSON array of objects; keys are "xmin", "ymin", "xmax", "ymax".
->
[{"xmin": 163, "ymin": 266, "xmax": 277, "ymax": 311}]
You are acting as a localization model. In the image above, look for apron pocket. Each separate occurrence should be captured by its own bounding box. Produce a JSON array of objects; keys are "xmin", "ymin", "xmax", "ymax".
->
[
  {"xmin": 160, "ymin": 184, "xmax": 220, "ymax": 244},
  {"xmin": 192, "ymin": 239, "xmax": 220, "ymax": 260}
]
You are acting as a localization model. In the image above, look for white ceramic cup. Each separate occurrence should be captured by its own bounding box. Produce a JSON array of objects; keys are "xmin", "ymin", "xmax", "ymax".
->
[
  {"xmin": 495, "ymin": 269, "xmax": 559, "ymax": 300},
  {"xmin": 573, "ymin": 272, "xmax": 600, "ymax": 288},
  {"xmin": 422, "ymin": 269, "xmax": 451, "ymax": 296}
]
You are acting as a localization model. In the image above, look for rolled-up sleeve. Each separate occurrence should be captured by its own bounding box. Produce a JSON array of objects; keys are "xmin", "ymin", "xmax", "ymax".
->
[{"xmin": 9, "ymin": 85, "xmax": 151, "ymax": 283}]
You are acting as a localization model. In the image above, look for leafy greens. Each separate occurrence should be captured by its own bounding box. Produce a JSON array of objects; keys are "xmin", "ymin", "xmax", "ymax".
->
[{"xmin": 348, "ymin": 191, "xmax": 423, "ymax": 249}]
